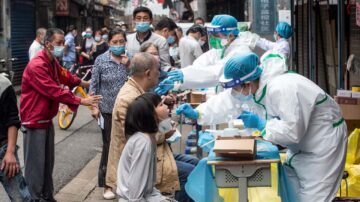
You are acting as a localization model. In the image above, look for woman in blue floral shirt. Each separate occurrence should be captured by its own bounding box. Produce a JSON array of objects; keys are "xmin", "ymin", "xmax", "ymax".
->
[{"xmin": 89, "ymin": 28, "xmax": 130, "ymax": 200}]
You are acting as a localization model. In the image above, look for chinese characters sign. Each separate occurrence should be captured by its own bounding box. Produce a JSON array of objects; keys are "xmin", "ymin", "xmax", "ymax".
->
[
  {"xmin": 252, "ymin": 0, "xmax": 277, "ymax": 34},
  {"xmin": 55, "ymin": 0, "xmax": 69, "ymax": 16}
]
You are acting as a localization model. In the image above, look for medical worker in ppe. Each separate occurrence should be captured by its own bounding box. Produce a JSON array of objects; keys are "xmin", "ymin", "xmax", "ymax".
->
[
  {"xmin": 256, "ymin": 22, "xmax": 292, "ymax": 58},
  {"xmin": 227, "ymin": 53, "xmax": 347, "ymax": 201},
  {"xmin": 155, "ymin": 14, "xmax": 258, "ymax": 95},
  {"xmin": 176, "ymin": 51, "xmax": 288, "ymax": 125}
]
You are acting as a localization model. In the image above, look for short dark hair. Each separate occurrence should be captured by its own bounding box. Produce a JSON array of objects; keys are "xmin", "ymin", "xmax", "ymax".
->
[
  {"xmin": 125, "ymin": 93, "xmax": 162, "ymax": 138},
  {"xmin": 67, "ymin": 25, "xmax": 76, "ymax": 32},
  {"xmin": 154, "ymin": 17, "xmax": 177, "ymax": 31},
  {"xmin": 133, "ymin": 6, "xmax": 153, "ymax": 20},
  {"xmin": 195, "ymin": 17, "xmax": 205, "ymax": 24},
  {"xmin": 186, "ymin": 24, "xmax": 206, "ymax": 36},
  {"xmin": 45, "ymin": 28, "xmax": 64, "ymax": 43},
  {"xmin": 108, "ymin": 28, "xmax": 127, "ymax": 42}
]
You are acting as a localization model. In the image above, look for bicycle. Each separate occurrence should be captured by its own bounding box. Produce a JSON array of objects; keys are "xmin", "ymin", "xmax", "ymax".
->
[{"xmin": 57, "ymin": 65, "xmax": 93, "ymax": 130}]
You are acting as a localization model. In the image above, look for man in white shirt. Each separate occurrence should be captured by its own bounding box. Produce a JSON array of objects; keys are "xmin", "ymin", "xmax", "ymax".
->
[
  {"xmin": 28, "ymin": 28, "xmax": 46, "ymax": 60},
  {"xmin": 179, "ymin": 24, "xmax": 206, "ymax": 68}
]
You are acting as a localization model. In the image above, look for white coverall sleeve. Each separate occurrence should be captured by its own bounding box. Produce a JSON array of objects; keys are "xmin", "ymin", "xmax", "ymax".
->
[
  {"xmin": 256, "ymin": 38, "xmax": 277, "ymax": 52},
  {"xmin": 196, "ymin": 89, "xmax": 243, "ymax": 125},
  {"xmin": 263, "ymin": 85, "xmax": 312, "ymax": 146},
  {"xmin": 180, "ymin": 48, "xmax": 242, "ymax": 90}
]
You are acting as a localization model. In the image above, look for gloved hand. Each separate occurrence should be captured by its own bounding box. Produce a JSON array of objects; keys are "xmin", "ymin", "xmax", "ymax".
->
[
  {"xmin": 155, "ymin": 78, "xmax": 174, "ymax": 95},
  {"xmin": 168, "ymin": 70, "xmax": 184, "ymax": 82},
  {"xmin": 198, "ymin": 131, "xmax": 215, "ymax": 153},
  {"xmin": 176, "ymin": 103, "xmax": 199, "ymax": 119},
  {"xmin": 238, "ymin": 111, "xmax": 266, "ymax": 130}
]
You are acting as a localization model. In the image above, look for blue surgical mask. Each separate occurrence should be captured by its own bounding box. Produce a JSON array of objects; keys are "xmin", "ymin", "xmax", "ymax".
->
[
  {"xmin": 135, "ymin": 22, "xmax": 151, "ymax": 33},
  {"xmin": 102, "ymin": 34, "xmax": 108, "ymax": 40},
  {"xmin": 51, "ymin": 46, "xmax": 64, "ymax": 58},
  {"xmin": 109, "ymin": 45, "xmax": 125, "ymax": 56},
  {"xmin": 95, "ymin": 36, "xmax": 101, "ymax": 42},
  {"xmin": 167, "ymin": 35, "xmax": 175, "ymax": 44},
  {"xmin": 231, "ymin": 87, "xmax": 253, "ymax": 102}
]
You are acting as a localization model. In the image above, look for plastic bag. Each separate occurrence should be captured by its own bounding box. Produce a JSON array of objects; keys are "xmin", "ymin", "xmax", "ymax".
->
[
  {"xmin": 337, "ymin": 128, "xmax": 360, "ymax": 197},
  {"xmin": 346, "ymin": 128, "xmax": 360, "ymax": 164}
]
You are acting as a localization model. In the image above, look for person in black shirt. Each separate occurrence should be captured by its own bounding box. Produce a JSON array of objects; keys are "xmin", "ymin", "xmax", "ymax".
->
[
  {"xmin": 0, "ymin": 74, "xmax": 31, "ymax": 201},
  {"xmin": 93, "ymin": 30, "xmax": 109, "ymax": 61}
]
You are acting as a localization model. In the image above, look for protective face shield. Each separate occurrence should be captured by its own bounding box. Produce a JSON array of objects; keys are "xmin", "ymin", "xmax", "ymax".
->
[{"xmin": 206, "ymin": 26, "xmax": 237, "ymax": 49}]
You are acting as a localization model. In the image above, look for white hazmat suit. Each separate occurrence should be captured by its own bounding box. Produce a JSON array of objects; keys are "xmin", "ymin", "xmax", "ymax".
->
[
  {"xmin": 196, "ymin": 51, "xmax": 287, "ymax": 125},
  {"xmin": 174, "ymin": 32, "xmax": 259, "ymax": 91},
  {"xmin": 258, "ymin": 71, "xmax": 347, "ymax": 201},
  {"xmin": 256, "ymin": 38, "xmax": 290, "ymax": 58}
]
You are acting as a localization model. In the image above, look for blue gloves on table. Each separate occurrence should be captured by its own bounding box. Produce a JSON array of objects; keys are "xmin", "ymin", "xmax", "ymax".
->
[
  {"xmin": 238, "ymin": 111, "xmax": 266, "ymax": 130},
  {"xmin": 176, "ymin": 103, "xmax": 199, "ymax": 119},
  {"xmin": 155, "ymin": 78, "xmax": 175, "ymax": 95},
  {"xmin": 168, "ymin": 70, "xmax": 184, "ymax": 82}
]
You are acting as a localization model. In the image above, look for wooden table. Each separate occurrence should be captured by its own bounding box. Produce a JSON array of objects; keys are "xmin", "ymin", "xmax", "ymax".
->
[{"xmin": 208, "ymin": 159, "xmax": 280, "ymax": 202}]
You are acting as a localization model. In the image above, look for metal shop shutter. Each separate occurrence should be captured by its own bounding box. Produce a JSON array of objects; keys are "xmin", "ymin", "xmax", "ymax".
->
[{"xmin": 10, "ymin": 0, "xmax": 35, "ymax": 85}]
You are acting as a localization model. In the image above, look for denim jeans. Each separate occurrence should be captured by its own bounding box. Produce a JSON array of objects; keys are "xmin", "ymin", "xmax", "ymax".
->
[
  {"xmin": 0, "ymin": 144, "xmax": 32, "ymax": 202},
  {"xmin": 173, "ymin": 153, "xmax": 199, "ymax": 202}
]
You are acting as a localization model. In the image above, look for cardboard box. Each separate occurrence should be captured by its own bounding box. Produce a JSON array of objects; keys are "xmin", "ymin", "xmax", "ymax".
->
[
  {"xmin": 334, "ymin": 96, "xmax": 360, "ymax": 120},
  {"xmin": 188, "ymin": 91, "xmax": 206, "ymax": 104},
  {"xmin": 213, "ymin": 136, "xmax": 256, "ymax": 160},
  {"xmin": 337, "ymin": 90, "xmax": 352, "ymax": 97},
  {"xmin": 335, "ymin": 96, "xmax": 359, "ymax": 105}
]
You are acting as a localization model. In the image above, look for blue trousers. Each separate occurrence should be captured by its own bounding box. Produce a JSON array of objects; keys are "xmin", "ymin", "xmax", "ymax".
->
[
  {"xmin": 0, "ymin": 144, "xmax": 32, "ymax": 201},
  {"xmin": 174, "ymin": 153, "xmax": 199, "ymax": 202}
]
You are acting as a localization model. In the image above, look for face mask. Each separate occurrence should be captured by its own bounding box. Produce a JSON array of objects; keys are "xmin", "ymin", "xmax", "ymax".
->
[
  {"xmin": 84, "ymin": 33, "xmax": 92, "ymax": 38},
  {"xmin": 166, "ymin": 129, "xmax": 182, "ymax": 144},
  {"xmin": 95, "ymin": 36, "xmax": 101, "ymax": 42},
  {"xmin": 167, "ymin": 35, "xmax": 175, "ymax": 44},
  {"xmin": 135, "ymin": 22, "xmax": 151, "ymax": 33},
  {"xmin": 109, "ymin": 45, "xmax": 125, "ymax": 56},
  {"xmin": 231, "ymin": 87, "xmax": 253, "ymax": 102},
  {"xmin": 158, "ymin": 118, "xmax": 172, "ymax": 134},
  {"xmin": 209, "ymin": 35, "xmax": 227, "ymax": 49},
  {"xmin": 51, "ymin": 45, "xmax": 64, "ymax": 58},
  {"xmin": 102, "ymin": 34, "xmax": 108, "ymax": 40},
  {"xmin": 198, "ymin": 40, "xmax": 205, "ymax": 46}
]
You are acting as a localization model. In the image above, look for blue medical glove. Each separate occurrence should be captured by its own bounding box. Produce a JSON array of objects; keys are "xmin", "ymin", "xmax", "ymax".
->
[
  {"xmin": 155, "ymin": 78, "xmax": 174, "ymax": 95},
  {"xmin": 198, "ymin": 131, "xmax": 215, "ymax": 153},
  {"xmin": 168, "ymin": 70, "xmax": 184, "ymax": 82},
  {"xmin": 238, "ymin": 111, "xmax": 266, "ymax": 130},
  {"xmin": 176, "ymin": 103, "xmax": 199, "ymax": 119}
]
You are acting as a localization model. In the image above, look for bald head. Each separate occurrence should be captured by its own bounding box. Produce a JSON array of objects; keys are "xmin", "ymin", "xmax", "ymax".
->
[
  {"xmin": 130, "ymin": 52, "xmax": 160, "ymax": 90},
  {"xmin": 130, "ymin": 52, "xmax": 157, "ymax": 76}
]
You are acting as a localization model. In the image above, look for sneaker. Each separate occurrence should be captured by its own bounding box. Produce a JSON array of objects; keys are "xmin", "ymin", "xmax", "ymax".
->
[{"xmin": 103, "ymin": 189, "xmax": 116, "ymax": 200}]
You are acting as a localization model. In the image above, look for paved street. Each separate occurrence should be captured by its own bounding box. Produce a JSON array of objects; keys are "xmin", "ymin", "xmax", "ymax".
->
[{"xmin": 0, "ymin": 105, "xmax": 102, "ymax": 201}]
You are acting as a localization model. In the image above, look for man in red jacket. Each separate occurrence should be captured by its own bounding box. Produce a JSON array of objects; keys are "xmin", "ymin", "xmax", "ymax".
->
[{"xmin": 20, "ymin": 28, "xmax": 102, "ymax": 201}]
